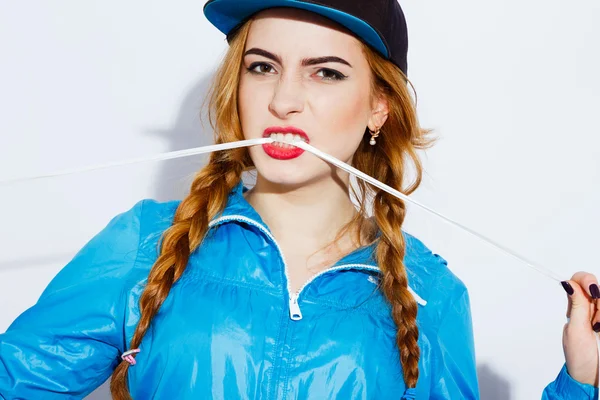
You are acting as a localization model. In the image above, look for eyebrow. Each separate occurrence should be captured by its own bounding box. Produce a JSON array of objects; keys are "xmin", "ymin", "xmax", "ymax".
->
[{"xmin": 243, "ymin": 47, "xmax": 353, "ymax": 68}]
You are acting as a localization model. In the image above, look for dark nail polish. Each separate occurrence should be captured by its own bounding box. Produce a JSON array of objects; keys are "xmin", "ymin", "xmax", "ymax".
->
[
  {"xmin": 593, "ymin": 322, "xmax": 600, "ymax": 333},
  {"xmin": 590, "ymin": 284, "xmax": 600, "ymax": 299},
  {"xmin": 561, "ymin": 281, "xmax": 574, "ymax": 296}
]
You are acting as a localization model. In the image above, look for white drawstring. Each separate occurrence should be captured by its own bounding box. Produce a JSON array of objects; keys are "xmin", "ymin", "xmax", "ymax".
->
[
  {"xmin": 0, "ymin": 136, "xmax": 572, "ymax": 282},
  {"xmin": 2, "ymin": 136, "xmax": 598, "ymax": 386},
  {"xmin": 0, "ymin": 138, "xmax": 273, "ymax": 185},
  {"xmin": 291, "ymin": 140, "xmax": 564, "ymax": 282}
]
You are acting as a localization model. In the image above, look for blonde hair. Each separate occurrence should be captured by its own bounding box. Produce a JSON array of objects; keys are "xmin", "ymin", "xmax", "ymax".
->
[{"xmin": 110, "ymin": 17, "xmax": 434, "ymax": 399}]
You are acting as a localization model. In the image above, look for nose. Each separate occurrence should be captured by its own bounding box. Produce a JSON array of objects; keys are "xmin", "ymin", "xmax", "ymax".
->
[{"xmin": 268, "ymin": 73, "xmax": 305, "ymax": 119}]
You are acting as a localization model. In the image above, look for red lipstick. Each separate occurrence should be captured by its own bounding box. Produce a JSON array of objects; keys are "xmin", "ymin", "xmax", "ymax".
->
[{"xmin": 262, "ymin": 126, "xmax": 310, "ymax": 160}]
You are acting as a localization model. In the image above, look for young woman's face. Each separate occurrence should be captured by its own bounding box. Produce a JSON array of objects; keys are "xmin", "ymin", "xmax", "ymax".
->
[{"xmin": 238, "ymin": 8, "xmax": 388, "ymax": 188}]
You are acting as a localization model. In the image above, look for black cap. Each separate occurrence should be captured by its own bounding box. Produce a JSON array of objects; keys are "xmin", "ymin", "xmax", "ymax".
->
[{"xmin": 203, "ymin": 0, "xmax": 409, "ymax": 75}]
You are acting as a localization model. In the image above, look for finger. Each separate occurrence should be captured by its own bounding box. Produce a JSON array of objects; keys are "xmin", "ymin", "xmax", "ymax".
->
[
  {"xmin": 561, "ymin": 281, "xmax": 574, "ymax": 319},
  {"xmin": 570, "ymin": 271, "xmax": 599, "ymax": 300},
  {"xmin": 593, "ymin": 301, "xmax": 600, "ymax": 333},
  {"xmin": 566, "ymin": 293, "xmax": 572, "ymax": 319},
  {"xmin": 562, "ymin": 279, "xmax": 592, "ymax": 328}
]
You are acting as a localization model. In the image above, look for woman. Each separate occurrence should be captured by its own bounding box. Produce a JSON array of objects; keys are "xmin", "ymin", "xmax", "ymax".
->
[{"xmin": 0, "ymin": 1, "xmax": 598, "ymax": 399}]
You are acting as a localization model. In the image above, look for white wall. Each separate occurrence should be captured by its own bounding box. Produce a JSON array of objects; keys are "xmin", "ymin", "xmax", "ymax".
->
[{"xmin": 0, "ymin": 1, "xmax": 598, "ymax": 399}]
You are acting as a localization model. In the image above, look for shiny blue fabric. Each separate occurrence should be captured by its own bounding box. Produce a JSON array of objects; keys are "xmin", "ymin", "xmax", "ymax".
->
[
  {"xmin": 542, "ymin": 365, "xmax": 599, "ymax": 400},
  {"xmin": 0, "ymin": 183, "xmax": 595, "ymax": 399}
]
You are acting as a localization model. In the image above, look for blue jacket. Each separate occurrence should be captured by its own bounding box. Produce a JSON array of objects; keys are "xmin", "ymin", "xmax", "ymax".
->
[{"xmin": 0, "ymin": 183, "xmax": 597, "ymax": 399}]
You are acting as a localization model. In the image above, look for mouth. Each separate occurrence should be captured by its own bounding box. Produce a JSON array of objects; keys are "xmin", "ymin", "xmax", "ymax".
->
[
  {"xmin": 261, "ymin": 126, "xmax": 309, "ymax": 160},
  {"xmin": 262, "ymin": 126, "xmax": 310, "ymax": 148}
]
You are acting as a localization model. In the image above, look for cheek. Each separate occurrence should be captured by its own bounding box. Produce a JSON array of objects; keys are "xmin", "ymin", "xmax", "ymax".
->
[
  {"xmin": 312, "ymin": 87, "xmax": 370, "ymax": 155},
  {"xmin": 238, "ymin": 77, "xmax": 273, "ymax": 139},
  {"xmin": 237, "ymin": 79, "xmax": 253, "ymax": 139}
]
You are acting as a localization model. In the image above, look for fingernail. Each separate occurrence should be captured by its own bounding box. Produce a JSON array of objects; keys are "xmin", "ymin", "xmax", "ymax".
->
[
  {"xmin": 561, "ymin": 281, "xmax": 574, "ymax": 296},
  {"xmin": 593, "ymin": 322, "xmax": 600, "ymax": 333},
  {"xmin": 590, "ymin": 284, "xmax": 600, "ymax": 299}
]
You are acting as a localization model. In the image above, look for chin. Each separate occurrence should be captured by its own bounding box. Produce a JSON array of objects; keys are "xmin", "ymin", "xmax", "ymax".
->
[
  {"xmin": 256, "ymin": 164, "xmax": 312, "ymax": 187},
  {"xmin": 250, "ymin": 155, "xmax": 325, "ymax": 189}
]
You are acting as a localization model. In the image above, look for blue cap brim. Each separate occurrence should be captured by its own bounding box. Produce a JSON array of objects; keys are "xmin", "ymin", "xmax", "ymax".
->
[{"xmin": 203, "ymin": 0, "xmax": 389, "ymax": 59}]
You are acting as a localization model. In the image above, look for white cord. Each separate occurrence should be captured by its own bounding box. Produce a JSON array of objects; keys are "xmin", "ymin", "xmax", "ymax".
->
[
  {"xmin": 0, "ymin": 136, "xmax": 564, "ymax": 282},
  {"xmin": 2, "ymin": 136, "xmax": 598, "ymax": 390},
  {"xmin": 0, "ymin": 136, "xmax": 572, "ymax": 283},
  {"xmin": 0, "ymin": 138, "xmax": 272, "ymax": 185},
  {"xmin": 291, "ymin": 140, "xmax": 564, "ymax": 283}
]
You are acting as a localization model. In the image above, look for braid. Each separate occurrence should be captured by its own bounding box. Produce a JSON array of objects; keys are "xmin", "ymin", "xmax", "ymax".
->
[
  {"xmin": 109, "ymin": 149, "xmax": 245, "ymax": 400},
  {"xmin": 352, "ymin": 104, "xmax": 423, "ymax": 389},
  {"xmin": 350, "ymin": 39, "xmax": 435, "ymax": 390},
  {"xmin": 373, "ymin": 188, "xmax": 420, "ymax": 388},
  {"xmin": 353, "ymin": 135, "xmax": 423, "ymax": 389}
]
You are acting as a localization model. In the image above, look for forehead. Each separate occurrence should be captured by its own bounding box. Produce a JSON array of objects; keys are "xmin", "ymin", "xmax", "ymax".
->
[{"xmin": 245, "ymin": 8, "xmax": 364, "ymax": 58}]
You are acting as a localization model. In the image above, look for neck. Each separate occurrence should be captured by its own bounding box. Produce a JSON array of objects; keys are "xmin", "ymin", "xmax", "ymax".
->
[{"xmin": 244, "ymin": 176, "xmax": 360, "ymax": 248}]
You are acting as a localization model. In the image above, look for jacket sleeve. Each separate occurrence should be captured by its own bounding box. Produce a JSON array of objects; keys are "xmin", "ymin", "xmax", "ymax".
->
[
  {"xmin": 0, "ymin": 200, "xmax": 145, "ymax": 400},
  {"xmin": 542, "ymin": 364, "xmax": 599, "ymax": 399},
  {"xmin": 429, "ymin": 286, "xmax": 480, "ymax": 399}
]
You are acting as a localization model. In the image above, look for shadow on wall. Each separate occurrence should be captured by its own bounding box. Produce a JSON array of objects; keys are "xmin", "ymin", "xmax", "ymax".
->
[
  {"xmin": 85, "ymin": 380, "xmax": 110, "ymax": 400},
  {"xmin": 478, "ymin": 363, "xmax": 512, "ymax": 400},
  {"xmin": 148, "ymin": 73, "xmax": 218, "ymax": 202}
]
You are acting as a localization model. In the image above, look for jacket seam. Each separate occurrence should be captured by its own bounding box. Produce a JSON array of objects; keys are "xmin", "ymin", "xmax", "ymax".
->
[
  {"xmin": 131, "ymin": 200, "xmax": 145, "ymax": 277},
  {"xmin": 431, "ymin": 285, "xmax": 467, "ymax": 336},
  {"xmin": 429, "ymin": 285, "xmax": 468, "ymax": 369},
  {"xmin": 187, "ymin": 271, "xmax": 281, "ymax": 297},
  {"xmin": 119, "ymin": 200, "xmax": 146, "ymax": 354},
  {"xmin": 302, "ymin": 295, "xmax": 390, "ymax": 317}
]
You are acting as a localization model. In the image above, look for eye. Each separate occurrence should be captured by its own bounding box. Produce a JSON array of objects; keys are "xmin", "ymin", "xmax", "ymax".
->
[
  {"xmin": 247, "ymin": 62, "xmax": 276, "ymax": 75},
  {"xmin": 315, "ymin": 68, "xmax": 347, "ymax": 81}
]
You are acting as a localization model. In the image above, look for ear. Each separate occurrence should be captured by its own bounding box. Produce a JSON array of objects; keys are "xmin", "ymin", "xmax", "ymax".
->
[{"xmin": 367, "ymin": 92, "xmax": 389, "ymax": 132}]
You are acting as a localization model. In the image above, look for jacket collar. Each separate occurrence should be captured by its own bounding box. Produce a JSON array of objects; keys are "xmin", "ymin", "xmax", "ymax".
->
[
  {"xmin": 214, "ymin": 181, "xmax": 378, "ymax": 265},
  {"xmin": 213, "ymin": 181, "xmax": 266, "ymax": 227},
  {"xmin": 212, "ymin": 181, "xmax": 428, "ymax": 306}
]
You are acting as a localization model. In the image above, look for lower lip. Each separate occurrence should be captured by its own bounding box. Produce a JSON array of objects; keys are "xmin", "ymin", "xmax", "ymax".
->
[{"xmin": 262, "ymin": 142, "xmax": 305, "ymax": 160}]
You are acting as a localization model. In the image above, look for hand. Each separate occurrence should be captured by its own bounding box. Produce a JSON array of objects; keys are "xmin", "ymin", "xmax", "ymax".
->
[{"xmin": 561, "ymin": 272, "xmax": 599, "ymax": 387}]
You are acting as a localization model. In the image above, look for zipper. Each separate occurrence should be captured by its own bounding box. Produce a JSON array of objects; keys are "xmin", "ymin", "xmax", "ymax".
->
[
  {"xmin": 289, "ymin": 263, "xmax": 385, "ymax": 321},
  {"xmin": 209, "ymin": 215, "xmax": 426, "ymax": 322},
  {"xmin": 210, "ymin": 215, "xmax": 297, "ymax": 318},
  {"xmin": 289, "ymin": 293, "xmax": 303, "ymax": 321},
  {"xmin": 210, "ymin": 216, "xmax": 377, "ymax": 321}
]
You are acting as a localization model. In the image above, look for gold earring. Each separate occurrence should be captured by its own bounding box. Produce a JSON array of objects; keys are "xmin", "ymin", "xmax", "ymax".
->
[{"xmin": 369, "ymin": 128, "xmax": 380, "ymax": 146}]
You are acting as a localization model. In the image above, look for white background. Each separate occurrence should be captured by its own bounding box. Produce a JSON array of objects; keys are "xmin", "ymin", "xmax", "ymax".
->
[{"xmin": 0, "ymin": 1, "xmax": 598, "ymax": 399}]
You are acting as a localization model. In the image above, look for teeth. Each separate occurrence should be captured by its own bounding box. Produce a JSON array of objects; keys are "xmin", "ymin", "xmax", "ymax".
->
[
  {"xmin": 268, "ymin": 132, "xmax": 307, "ymax": 147},
  {"xmin": 283, "ymin": 134, "xmax": 293, "ymax": 149}
]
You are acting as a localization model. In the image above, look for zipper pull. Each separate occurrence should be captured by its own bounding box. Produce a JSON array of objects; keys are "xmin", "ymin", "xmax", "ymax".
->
[{"xmin": 289, "ymin": 294, "xmax": 303, "ymax": 321}]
